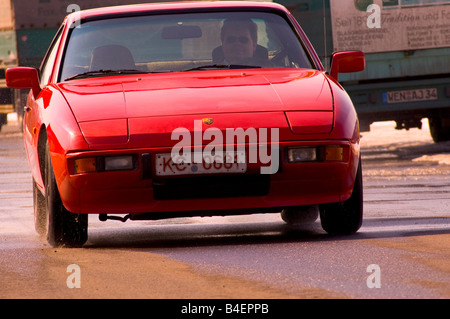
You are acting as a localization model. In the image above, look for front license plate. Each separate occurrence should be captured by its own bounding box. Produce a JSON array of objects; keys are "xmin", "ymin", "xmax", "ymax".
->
[
  {"xmin": 382, "ymin": 88, "xmax": 438, "ymax": 104},
  {"xmin": 155, "ymin": 152, "xmax": 247, "ymax": 176}
]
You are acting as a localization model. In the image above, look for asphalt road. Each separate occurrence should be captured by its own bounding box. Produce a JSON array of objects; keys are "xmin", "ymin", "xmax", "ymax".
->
[{"xmin": 1, "ymin": 116, "xmax": 450, "ymax": 300}]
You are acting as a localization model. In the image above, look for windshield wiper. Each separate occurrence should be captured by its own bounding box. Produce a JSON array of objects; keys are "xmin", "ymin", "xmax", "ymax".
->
[
  {"xmin": 182, "ymin": 64, "xmax": 231, "ymax": 72},
  {"xmin": 182, "ymin": 64, "xmax": 262, "ymax": 72},
  {"xmin": 64, "ymin": 69, "xmax": 151, "ymax": 81}
]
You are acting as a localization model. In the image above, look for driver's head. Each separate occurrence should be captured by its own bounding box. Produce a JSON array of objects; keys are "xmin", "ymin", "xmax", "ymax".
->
[{"xmin": 221, "ymin": 19, "xmax": 258, "ymax": 64}]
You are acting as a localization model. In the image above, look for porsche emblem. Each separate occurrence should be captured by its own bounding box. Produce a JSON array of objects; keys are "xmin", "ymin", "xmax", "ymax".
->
[{"xmin": 202, "ymin": 118, "xmax": 214, "ymax": 125}]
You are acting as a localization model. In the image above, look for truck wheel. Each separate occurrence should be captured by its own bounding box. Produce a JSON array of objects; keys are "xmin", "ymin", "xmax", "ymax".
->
[
  {"xmin": 0, "ymin": 113, "xmax": 7, "ymax": 131},
  {"xmin": 319, "ymin": 158, "xmax": 363, "ymax": 235},
  {"xmin": 44, "ymin": 141, "xmax": 88, "ymax": 247},
  {"xmin": 429, "ymin": 117, "xmax": 450, "ymax": 143}
]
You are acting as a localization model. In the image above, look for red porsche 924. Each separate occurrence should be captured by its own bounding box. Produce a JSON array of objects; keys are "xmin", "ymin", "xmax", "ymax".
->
[{"xmin": 6, "ymin": 1, "xmax": 365, "ymax": 247}]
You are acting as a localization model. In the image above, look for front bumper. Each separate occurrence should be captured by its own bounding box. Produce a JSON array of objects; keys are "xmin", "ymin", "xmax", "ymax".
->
[{"xmin": 56, "ymin": 140, "xmax": 360, "ymax": 216}]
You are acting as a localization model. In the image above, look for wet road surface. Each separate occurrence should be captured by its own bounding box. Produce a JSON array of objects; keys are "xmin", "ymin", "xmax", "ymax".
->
[{"xmin": 1, "ymin": 117, "xmax": 450, "ymax": 299}]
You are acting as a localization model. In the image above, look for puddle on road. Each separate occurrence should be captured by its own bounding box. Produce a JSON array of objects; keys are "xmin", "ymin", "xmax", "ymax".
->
[{"xmin": 413, "ymin": 154, "xmax": 450, "ymax": 165}]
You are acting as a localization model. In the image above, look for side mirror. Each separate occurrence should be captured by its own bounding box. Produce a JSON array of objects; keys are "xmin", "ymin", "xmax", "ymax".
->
[
  {"xmin": 329, "ymin": 51, "xmax": 365, "ymax": 81},
  {"xmin": 6, "ymin": 67, "xmax": 41, "ymax": 99}
]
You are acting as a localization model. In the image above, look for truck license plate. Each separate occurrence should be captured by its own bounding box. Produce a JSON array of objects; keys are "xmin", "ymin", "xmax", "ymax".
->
[
  {"xmin": 383, "ymin": 88, "xmax": 438, "ymax": 104},
  {"xmin": 155, "ymin": 152, "xmax": 247, "ymax": 176}
]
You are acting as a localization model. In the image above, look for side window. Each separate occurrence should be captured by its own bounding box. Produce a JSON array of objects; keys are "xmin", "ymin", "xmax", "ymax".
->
[{"xmin": 40, "ymin": 28, "xmax": 63, "ymax": 86}]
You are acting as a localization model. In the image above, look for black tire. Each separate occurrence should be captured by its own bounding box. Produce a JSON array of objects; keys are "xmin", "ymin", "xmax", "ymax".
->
[
  {"xmin": 44, "ymin": 141, "xmax": 88, "ymax": 247},
  {"xmin": 429, "ymin": 117, "xmax": 450, "ymax": 143},
  {"xmin": 0, "ymin": 113, "xmax": 7, "ymax": 131},
  {"xmin": 319, "ymin": 158, "xmax": 363, "ymax": 235},
  {"xmin": 33, "ymin": 180, "xmax": 46, "ymax": 236}
]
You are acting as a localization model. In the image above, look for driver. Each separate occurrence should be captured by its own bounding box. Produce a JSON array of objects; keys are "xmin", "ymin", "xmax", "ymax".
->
[{"xmin": 220, "ymin": 18, "xmax": 258, "ymax": 64}]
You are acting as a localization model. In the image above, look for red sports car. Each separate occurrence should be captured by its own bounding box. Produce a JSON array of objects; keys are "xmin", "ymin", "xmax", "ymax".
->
[{"xmin": 7, "ymin": 1, "xmax": 365, "ymax": 247}]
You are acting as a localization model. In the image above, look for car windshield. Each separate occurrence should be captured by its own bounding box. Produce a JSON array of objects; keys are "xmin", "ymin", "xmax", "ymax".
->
[{"xmin": 60, "ymin": 11, "xmax": 314, "ymax": 81}]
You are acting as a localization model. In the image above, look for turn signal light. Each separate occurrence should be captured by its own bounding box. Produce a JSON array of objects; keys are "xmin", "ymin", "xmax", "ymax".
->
[
  {"xmin": 287, "ymin": 145, "xmax": 345, "ymax": 163},
  {"xmin": 324, "ymin": 146, "xmax": 344, "ymax": 162},
  {"xmin": 73, "ymin": 155, "xmax": 137, "ymax": 174},
  {"xmin": 74, "ymin": 157, "xmax": 97, "ymax": 174}
]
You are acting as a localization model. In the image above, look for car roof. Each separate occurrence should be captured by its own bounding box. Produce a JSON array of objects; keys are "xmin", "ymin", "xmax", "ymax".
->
[{"xmin": 68, "ymin": 1, "xmax": 289, "ymax": 22}]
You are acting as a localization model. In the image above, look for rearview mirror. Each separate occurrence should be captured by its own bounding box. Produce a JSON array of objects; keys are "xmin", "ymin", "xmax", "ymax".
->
[
  {"xmin": 329, "ymin": 51, "xmax": 365, "ymax": 81},
  {"xmin": 6, "ymin": 67, "xmax": 40, "ymax": 99},
  {"xmin": 161, "ymin": 25, "xmax": 202, "ymax": 39}
]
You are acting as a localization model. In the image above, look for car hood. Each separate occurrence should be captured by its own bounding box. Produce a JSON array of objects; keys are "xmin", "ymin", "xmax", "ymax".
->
[
  {"xmin": 59, "ymin": 69, "xmax": 332, "ymax": 122},
  {"xmin": 58, "ymin": 69, "xmax": 334, "ymax": 147}
]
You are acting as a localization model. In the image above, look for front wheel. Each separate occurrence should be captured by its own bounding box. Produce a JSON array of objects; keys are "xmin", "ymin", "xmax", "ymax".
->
[
  {"xmin": 44, "ymin": 141, "xmax": 88, "ymax": 247},
  {"xmin": 33, "ymin": 180, "xmax": 46, "ymax": 236},
  {"xmin": 319, "ymin": 158, "xmax": 363, "ymax": 235}
]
